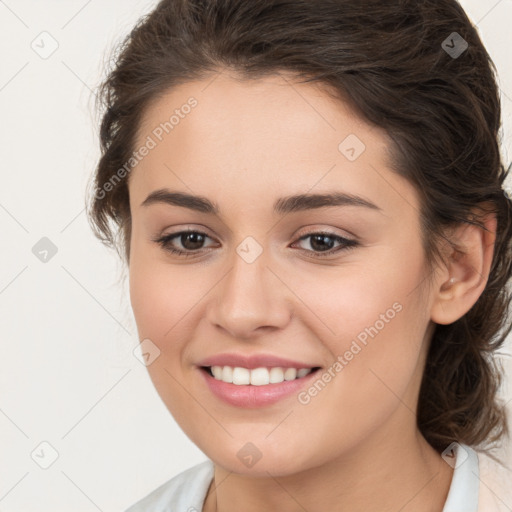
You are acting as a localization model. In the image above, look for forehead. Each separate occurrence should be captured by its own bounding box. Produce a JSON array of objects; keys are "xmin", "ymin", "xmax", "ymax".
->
[{"xmin": 129, "ymin": 70, "xmax": 413, "ymax": 216}]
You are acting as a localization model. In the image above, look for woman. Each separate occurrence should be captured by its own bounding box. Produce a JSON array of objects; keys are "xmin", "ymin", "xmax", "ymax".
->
[{"xmin": 87, "ymin": 0, "xmax": 512, "ymax": 510}]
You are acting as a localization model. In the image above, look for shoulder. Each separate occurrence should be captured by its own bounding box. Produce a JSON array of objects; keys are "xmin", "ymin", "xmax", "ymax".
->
[
  {"xmin": 476, "ymin": 448, "xmax": 512, "ymax": 512},
  {"xmin": 125, "ymin": 459, "xmax": 215, "ymax": 512}
]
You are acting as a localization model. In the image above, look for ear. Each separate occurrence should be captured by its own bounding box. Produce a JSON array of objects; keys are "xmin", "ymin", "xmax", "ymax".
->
[{"xmin": 430, "ymin": 211, "xmax": 497, "ymax": 325}]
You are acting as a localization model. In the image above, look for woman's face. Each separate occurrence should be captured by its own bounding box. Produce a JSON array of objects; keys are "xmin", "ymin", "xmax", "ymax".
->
[{"xmin": 127, "ymin": 71, "xmax": 439, "ymax": 476}]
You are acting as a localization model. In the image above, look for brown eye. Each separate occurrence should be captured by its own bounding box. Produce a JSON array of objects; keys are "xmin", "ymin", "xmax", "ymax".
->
[
  {"xmin": 153, "ymin": 230, "xmax": 216, "ymax": 256},
  {"xmin": 176, "ymin": 232, "xmax": 207, "ymax": 250},
  {"xmin": 292, "ymin": 232, "xmax": 359, "ymax": 258}
]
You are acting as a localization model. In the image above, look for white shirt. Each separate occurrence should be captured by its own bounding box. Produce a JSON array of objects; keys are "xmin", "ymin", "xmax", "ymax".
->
[{"xmin": 125, "ymin": 443, "xmax": 511, "ymax": 512}]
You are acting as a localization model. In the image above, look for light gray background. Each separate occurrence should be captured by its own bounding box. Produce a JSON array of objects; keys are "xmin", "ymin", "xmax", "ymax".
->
[{"xmin": 0, "ymin": 1, "xmax": 511, "ymax": 510}]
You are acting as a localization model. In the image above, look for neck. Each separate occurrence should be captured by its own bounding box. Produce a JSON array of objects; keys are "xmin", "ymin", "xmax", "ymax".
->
[{"xmin": 203, "ymin": 425, "xmax": 454, "ymax": 512}]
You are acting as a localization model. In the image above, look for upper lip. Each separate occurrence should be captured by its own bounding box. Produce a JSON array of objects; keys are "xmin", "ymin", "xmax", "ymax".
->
[{"xmin": 198, "ymin": 353, "xmax": 321, "ymax": 370}]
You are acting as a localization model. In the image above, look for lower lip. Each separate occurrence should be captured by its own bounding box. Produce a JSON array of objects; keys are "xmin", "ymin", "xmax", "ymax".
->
[{"xmin": 199, "ymin": 367, "xmax": 320, "ymax": 408}]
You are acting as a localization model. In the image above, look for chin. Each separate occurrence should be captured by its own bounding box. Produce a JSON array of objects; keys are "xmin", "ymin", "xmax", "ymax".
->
[{"xmin": 195, "ymin": 434, "xmax": 325, "ymax": 477}]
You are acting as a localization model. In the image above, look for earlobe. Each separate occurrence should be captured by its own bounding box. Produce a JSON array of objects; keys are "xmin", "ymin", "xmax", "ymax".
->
[{"xmin": 430, "ymin": 212, "xmax": 497, "ymax": 325}]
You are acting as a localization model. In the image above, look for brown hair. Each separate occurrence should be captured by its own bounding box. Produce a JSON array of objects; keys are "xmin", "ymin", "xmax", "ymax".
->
[{"xmin": 86, "ymin": 0, "xmax": 512, "ymax": 455}]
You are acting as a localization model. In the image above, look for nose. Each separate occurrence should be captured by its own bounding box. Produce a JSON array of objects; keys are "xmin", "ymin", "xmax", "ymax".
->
[{"xmin": 205, "ymin": 247, "xmax": 292, "ymax": 340}]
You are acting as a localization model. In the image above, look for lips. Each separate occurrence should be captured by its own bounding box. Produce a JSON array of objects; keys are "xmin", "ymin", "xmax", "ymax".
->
[{"xmin": 197, "ymin": 352, "xmax": 323, "ymax": 407}]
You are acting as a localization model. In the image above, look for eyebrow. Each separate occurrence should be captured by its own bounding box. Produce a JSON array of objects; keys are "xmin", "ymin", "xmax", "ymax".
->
[{"xmin": 141, "ymin": 188, "xmax": 381, "ymax": 214}]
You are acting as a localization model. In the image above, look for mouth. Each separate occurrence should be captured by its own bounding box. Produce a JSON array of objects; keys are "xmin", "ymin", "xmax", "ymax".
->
[
  {"xmin": 198, "ymin": 364, "xmax": 322, "ymax": 408},
  {"xmin": 196, "ymin": 352, "xmax": 324, "ymax": 407},
  {"xmin": 201, "ymin": 365, "xmax": 322, "ymax": 385}
]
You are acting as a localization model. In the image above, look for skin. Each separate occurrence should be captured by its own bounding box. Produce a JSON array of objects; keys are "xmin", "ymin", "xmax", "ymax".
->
[{"xmin": 127, "ymin": 69, "xmax": 496, "ymax": 512}]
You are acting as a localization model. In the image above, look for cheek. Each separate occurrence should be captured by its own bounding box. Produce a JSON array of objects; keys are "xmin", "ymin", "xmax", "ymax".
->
[
  {"xmin": 289, "ymin": 244, "xmax": 430, "ymax": 405},
  {"xmin": 128, "ymin": 248, "xmax": 207, "ymax": 344},
  {"xmin": 128, "ymin": 254, "xmax": 204, "ymax": 417},
  {"xmin": 128, "ymin": 248, "xmax": 215, "ymax": 403},
  {"xmin": 289, "ymin": 244, "xmax": 427, "ymax": 348}
]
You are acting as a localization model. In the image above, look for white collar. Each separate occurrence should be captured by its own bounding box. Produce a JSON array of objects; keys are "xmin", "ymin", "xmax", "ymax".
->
[
  {"xmin": 125, "ymin": 442, "xmax": 482, "ymax": 511},
  {"xmin": 442, "ymin": 443, "xmax": 479, "ymax": 512}
]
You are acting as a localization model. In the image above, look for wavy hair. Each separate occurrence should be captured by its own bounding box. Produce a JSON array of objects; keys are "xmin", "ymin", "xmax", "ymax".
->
[{"xmin": 86, "ymin": 0, "xmax": 512, "ymax": 455}]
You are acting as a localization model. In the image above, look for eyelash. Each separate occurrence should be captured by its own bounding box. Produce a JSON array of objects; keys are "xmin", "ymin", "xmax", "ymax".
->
[{"xmin": 152, "ymin": 229, "xmax": 359, "ymax": 259}]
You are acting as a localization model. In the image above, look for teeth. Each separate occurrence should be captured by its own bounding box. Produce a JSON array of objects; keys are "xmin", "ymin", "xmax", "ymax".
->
[
  {"xmin": 209, "ymin": 366, "xmax": 314, "ymax": 385},
  {"xmin": 221, "ymin": 366, "xmax": 233, "ymax": 383},
  {"xmin": 269, "ymin": 367, "xmax": 284, "ymax": 383},
  {"xmin": 232, "ymin": 367, "xmax": 250, "ymax": 385},
  {"xmin": 250, "ymin": 367, "xmax": 269, "ymax": 386},
  {"xmin": 284, "ymin": 368, "xmax": 297, "ymax": 380},
  {"xmin": 211, "ymin": 366, "xmax": 223, "ymax": 380}
]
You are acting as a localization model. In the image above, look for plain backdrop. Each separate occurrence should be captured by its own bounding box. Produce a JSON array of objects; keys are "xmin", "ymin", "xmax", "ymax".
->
[{"xmin": 0, "ymin": 1, "xmax": 511, "ymax": 510}]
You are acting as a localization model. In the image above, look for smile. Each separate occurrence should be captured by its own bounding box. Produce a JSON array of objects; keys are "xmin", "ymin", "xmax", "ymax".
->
[
  {"xmin": 199, "ymin": 365, "xmax": 322, "ymax": 408},
  {"xmin": 205, "ymin": 365, "xmax": 318, "ymax": 385}
]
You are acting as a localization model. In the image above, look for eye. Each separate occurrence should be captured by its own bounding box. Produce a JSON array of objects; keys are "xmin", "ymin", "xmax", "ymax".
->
[
  {"xmin": 153, "ymin": 229, "xmax": 217, "ymax": 257},
  {"xmin": 291, "ymin": 231, "xmax": 359, "ymax": 258},
  {"xmin": 153, "ymin": 229, "xmax": 359, "ymax": 258}
]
